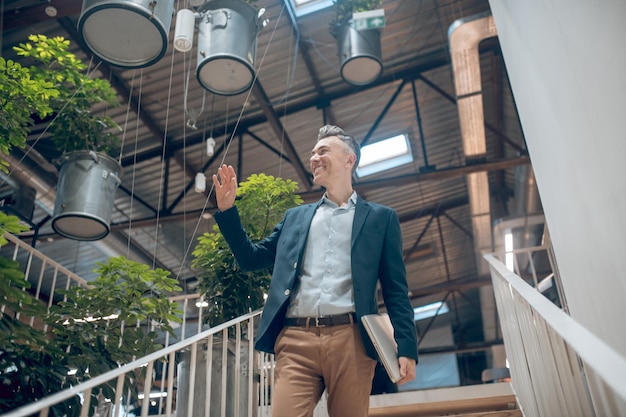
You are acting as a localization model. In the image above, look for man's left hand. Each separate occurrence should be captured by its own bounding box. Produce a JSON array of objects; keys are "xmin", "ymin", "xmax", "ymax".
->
[{"xmin": 397, "ymin": 356, "xmax": 416, "ymax": 385}]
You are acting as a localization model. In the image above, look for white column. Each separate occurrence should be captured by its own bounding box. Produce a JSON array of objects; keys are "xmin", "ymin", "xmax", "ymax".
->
[{"xmin": 488, "ymin": 0, "xmax": 626, "ymax": 355}]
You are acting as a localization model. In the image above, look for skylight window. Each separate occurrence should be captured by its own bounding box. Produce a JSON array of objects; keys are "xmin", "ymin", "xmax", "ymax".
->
[
  {"xmin": 414, "ymin": 301, "xmax": 449, "ymax": 321},
  {"xmin": 356, "ymin": 134, "xmax": 413, "ymax": 177},
  {"xmin": 290, "ymin": 0, "xmax": 333, "ymax": 17}
]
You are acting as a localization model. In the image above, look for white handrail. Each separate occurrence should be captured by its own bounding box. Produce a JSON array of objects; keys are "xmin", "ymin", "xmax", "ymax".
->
[
  {"xmin": 2, "ymin": 309, "xmax": 264, "ymax": 417},
  {"xmin": 3, "ymin": 232, "xmax": 88, "ymax": 287},
  {"xmin": 485, "ymin": 253, "xmax": 626, "ymax": 416}
]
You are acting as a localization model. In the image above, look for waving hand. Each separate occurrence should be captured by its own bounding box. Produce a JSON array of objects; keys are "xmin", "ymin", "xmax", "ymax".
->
[{"xmin": 212, "ymin": 164, "xmax": 238, "ymax": 212}]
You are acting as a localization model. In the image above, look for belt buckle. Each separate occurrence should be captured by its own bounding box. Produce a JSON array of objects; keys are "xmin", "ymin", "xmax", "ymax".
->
[{"xmin": 315, "ymin": 316, "xmax": 326, "ymax": 328}]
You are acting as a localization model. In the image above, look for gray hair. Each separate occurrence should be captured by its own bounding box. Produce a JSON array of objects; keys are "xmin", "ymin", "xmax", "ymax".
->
[{"xmin": 317, "ymin": 125, "xmax": 361, "ymax": 172}]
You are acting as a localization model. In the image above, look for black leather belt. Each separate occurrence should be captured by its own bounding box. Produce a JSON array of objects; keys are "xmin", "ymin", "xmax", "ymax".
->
[{"xmin": 284, "ymin": 313, "xmax": 356, "ymax": 328}]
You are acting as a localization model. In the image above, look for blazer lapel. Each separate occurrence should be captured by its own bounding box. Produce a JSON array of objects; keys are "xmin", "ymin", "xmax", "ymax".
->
[
  {"xmin": 352, "ymin": 196, "xmax": 371, "ymax": 249},
  {"xmin": 297, "ymin": 202, "xmax": 319, "ymax": 254}
]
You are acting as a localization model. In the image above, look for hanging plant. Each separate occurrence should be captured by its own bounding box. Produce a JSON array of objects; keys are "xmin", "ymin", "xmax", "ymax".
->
[
  {"xmin": 12, "ymin": 35, "xmax": 121, "ymax": 156},
  {"xmin": 8, "ymin": 35, "xmax": 128, "ymax": 240},
  {"xmin": 329, "ymin": 0, "xmax": 383, "ymax": 38},
  {"xmin": 0, "ymin": 52, "xmax": 58, "ymax": 172}
]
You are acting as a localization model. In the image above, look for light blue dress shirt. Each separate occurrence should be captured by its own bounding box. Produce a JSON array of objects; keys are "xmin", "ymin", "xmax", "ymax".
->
[{"xmin": 285, "ymin": 191, "xmax": 357, "ymax": 318}]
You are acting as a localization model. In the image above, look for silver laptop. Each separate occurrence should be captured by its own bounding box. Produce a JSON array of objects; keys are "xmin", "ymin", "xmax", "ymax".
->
[{"xmin": 361, "ymin": 313, "xmax": 402, "ymax": 383}]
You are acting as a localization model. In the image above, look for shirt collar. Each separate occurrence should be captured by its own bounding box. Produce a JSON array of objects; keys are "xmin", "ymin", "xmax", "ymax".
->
[{"xmin": 320, "ymin": 190, "xmax": 357, "ymax": 208}]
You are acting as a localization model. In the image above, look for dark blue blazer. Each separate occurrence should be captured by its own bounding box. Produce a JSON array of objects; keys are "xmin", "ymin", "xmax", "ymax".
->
[{"xmin": 214, "ymin": 195, "xmax": 418, "ymax": 362}]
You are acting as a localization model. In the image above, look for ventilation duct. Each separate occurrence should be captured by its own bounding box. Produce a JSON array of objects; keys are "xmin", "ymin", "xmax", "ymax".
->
[
  {"xmin": 512, "ymin": 165, "xmax": 542, "ymax": 218},
  {"xmin": 450, "ymin": 13, "xmax": 548, "ymax": 349},
  {"xmin": 511, "ymin": 164, "xmax": 545, "ymax": 249},
  {"xmin": 448, "ymin": 13, "xmax": 498, "ymax": 345},
  {"xmin": 449, "ymin": 12, "xmax": 497, "ymax": 276},
  {"xmin": 1, "ymin": 153, "xmax": 57, "ymax": 213}
]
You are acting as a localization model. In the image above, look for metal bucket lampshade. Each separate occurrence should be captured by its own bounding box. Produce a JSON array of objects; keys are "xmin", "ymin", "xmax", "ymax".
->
[
  {"xmin": 338, "ymin": 23, "xmax": 383, "ymax": 86},
  {"xmin": 52, "ymin": 151, "xmax": 123, "ymax": 241},
  {"xmin": 77, "ymin": 0, "xmax": 175, "ymax": 68},
  {"xmin": 196, "ymin": 0, "xmax": 261, "ymax": 96}
]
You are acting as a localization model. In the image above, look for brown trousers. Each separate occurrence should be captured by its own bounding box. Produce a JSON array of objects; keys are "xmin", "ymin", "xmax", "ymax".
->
[{"xmin": 271, "ymin": 323, "xmax": 377, "ymax": 417}]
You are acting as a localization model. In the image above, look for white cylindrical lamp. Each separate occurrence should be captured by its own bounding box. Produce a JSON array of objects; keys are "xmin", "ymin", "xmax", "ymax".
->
[
  {"xmin": 194, "ymin": 172, "xmax": 206, "ymax": 193},
  {"xmin": 206, "ymin": 137, "xmax": 216, "ymax": 157},
  {"xmin": 174, "ymin": 9, "xmax": 195, "ymax": 52}
]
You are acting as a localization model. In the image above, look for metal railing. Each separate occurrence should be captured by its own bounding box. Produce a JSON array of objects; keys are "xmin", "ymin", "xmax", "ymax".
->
[
  {"xmin": 491, "ymin": 243, "xmax": 566, "ymax": 312},
  {"xmin": 0, "ymin": 232, "xmax": 272, "ymax": 417},
  {"xmin": 0, "ymin": 232, "xmax": 222, "ymax": 346},
  {"xmin": 485, "ymin": 246, "xmax": 626, "ymax": 417},
  {"xmin": 3, "ymin": 310, "xmax": 274, "ymax": 417},
  {"xmin": 0, "ymin": 232, "xmax": 89, "ymax": 332},
  {"xmin": 0, "ymin": 233, "xmax": 335, "ymax": 417}
]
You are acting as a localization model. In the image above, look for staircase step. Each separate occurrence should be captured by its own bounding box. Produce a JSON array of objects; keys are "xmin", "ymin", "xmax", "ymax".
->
[{"xmin": 368, "ymin": 382, "xmax": 519, "ymax": 417}]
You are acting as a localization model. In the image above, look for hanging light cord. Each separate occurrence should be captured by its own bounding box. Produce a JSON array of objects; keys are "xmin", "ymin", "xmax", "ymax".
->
[
  {"xmin": 174, "ymin": 2, "xmax": 287, "ymax": 280},
  {"xmin": 151, "ymin": 31, "xmax": 180, "ymax": 270},
  {"xmin": 208, "ymin": 94, "xmax": 216, "ymax": 139},
  {"xmin": 118, "ymin": 70, "xmax": 137, "ymax": 163},
  {"xmin": 125, "ymin": 69, "xmax": 143, "ymax": 258},
  {"xmin": 278, "ymin": 15, "xmax": 295, "ymax": 178},
  {"xmin": 183, "ymin": 50, "xmax": 206, "ymax": 129}
]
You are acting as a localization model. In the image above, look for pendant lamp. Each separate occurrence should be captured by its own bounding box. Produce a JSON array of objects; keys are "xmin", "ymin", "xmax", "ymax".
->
[
  {"xmin": 77, "ymin": 0, "xmax": 175, "ymax": 68},
  {"xmin": 195, "ymin": 0, "xmax": 263, "ymax": 95}
]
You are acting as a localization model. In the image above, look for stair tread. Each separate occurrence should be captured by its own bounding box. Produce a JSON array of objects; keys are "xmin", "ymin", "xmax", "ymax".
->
[{"xmin": 368, "ymin": 382, "xmax": 519, "ymax": 417}]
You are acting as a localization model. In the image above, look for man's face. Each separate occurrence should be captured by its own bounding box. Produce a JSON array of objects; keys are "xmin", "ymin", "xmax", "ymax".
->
[{"xmin": 310, "ymin": 136, "xmax": 354, "ymax": 187}]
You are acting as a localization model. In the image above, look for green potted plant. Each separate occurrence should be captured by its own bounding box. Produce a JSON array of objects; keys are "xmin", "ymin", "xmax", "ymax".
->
[
  {"xmin": 0, "ymin": 52, "xmax": 59, "ymax": 173},
  {"xmin": 13, "ymin": 35, "xmax": 121, "ymax": 156},
  {"xmin": 0, "ymin": 250, "xmax": 183, "ymax": 416},
  {"xmin": 330, "ymin": 0, "xmax": 382, "ymax": 32},
  {"xmin": 0, "ymin": 214, "xmax": 70, "ymax": 414},
  {"xmin": 0, "ymin": 257, "xmax": 73, "ymax": 416},
  {"xmin": 47, "ymin": 257, "xmax": 183, "ymax": 412},
  {"xmin": 12, "ymin": 34, "xmax": 123, "ymax": 241},
  {"xmin": 0, "ymin": 47, "xmax": 90, "ymax": 413},
  {"xmin": 182, "ymin": 173, "xmax": 302, "ymax": 416},
  {"xmin": 330, "ymin": 0, "xmax": 384, "ymax": 86},
  {"xmin": 0, "ymin": 35, "xmax": 183, "ymax": 417},
  {"xmin": 192, "ymin": 173, "xmax": 302, "ymax": 325},
  {"xmin": 0, "ymin": 196, "xmax": 183, "ymax": 416}
]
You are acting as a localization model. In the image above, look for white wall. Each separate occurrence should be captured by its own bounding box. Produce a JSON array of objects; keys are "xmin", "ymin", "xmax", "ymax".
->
[{"xmin": 488, "ymin": 0, "xmax": 626, "ymax": 355}]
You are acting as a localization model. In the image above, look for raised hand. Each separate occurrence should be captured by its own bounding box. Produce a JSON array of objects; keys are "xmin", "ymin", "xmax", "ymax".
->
[{"xmin": 212, "ymin": 164, "xmax": 238, "ymax": 212}]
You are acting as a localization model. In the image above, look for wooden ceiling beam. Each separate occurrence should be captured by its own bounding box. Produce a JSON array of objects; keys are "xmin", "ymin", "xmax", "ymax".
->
[
  {"xmin": 355, "ymin": 156, "xmax": 530, "ymax": 194},
  {"xmin": 296, "ymin": 155, "xmax": 530, "ymax": 203},
  {"xmin": 119, "ymin": 48, "xmax": 457, "ymax": 166}
]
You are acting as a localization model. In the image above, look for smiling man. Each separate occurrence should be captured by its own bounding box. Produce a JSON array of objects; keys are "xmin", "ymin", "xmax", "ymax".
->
[{"xmin": 212, "ymin": 125, "xmax": 417, "ymax": 417}]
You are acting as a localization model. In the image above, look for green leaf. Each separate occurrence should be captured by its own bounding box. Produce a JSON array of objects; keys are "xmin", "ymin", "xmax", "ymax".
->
[{"xmin": 3, "ymin": 34, "xmax": 122, "ymax": 157}]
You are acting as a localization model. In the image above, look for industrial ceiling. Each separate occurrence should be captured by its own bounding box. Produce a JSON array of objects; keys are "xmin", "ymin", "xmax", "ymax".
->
[{"xmin": 1, "ymin": 0, "xmax": 534, "ymax": 381}]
